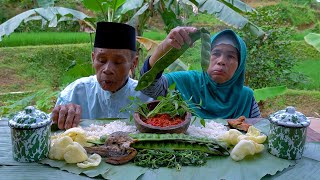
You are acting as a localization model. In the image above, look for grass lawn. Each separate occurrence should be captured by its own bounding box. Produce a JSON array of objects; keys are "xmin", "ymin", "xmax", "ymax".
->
[
  {"xmin": 291, "ymin": 29, "xmax": 315, "ymax": 41},
  {"xmin": 0, "ymin": 32, "xmax": 92, "ymax": 47},
  {"xmin": 294, "ymin": 58, "xmax": 320, "ymax": 90},
  {"xmin": 142, "ymin": 30, "xmax": 166, "ymax": 41}
]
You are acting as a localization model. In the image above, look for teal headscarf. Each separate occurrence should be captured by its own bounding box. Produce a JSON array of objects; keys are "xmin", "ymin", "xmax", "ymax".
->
[{"xmin": 164, "ymin": 29, "xmax": 253, "ymax": 119}]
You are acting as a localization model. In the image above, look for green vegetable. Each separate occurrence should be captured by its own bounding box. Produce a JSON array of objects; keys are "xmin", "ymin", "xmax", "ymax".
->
[
  {"xmin": 135, "ymin": 28, "xmax": 210, "ymax": 91},
  {"xmin": 132, "ymin": 141, "xmax": 226, "ymax": 155},
  {"xmin": 91, "ymin": 133, "xmax": 229, "ymax": 156},
  {"xmin": 200, "ymin": 32, "xmax": 211, "ymax": 70},
  {"xmin": 100, "ymin": 134, "xmax": 108, "ymax": 142},
  {"xmin": 134, "ymin": 149, "xmax": 208, "ymax": 169},
  {"xmin": 123, "ymin": 84, "xmax": 205, "ymax": 126},
  {"xmin": 129, "ymin": 133, "xmax": 221, "ymax": 145},
  {"xmin": 130, "ymin": 133, "xmax": 229, "ymax": 156},
  {"xmin": 142, "ymin": 85, "xmax": 191, "ymax": 118}
]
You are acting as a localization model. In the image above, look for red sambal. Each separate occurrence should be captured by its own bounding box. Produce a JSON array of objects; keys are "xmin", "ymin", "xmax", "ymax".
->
[{"xmin": 144, "ymin": 114, "xmax": 184, "ymax": 127}]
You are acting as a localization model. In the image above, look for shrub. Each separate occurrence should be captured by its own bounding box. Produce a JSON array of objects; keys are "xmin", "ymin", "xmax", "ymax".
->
[
  {"xmin": 258, "ymin": 3, "xmax": 317, "ymax": 28},
  {"xmin": 289, "ymin": 41, "xmax": 320, "ymax": 60},
  {"xmin": 15, "ymin": 20, "xmax": 81, "ymax": 33},
  {"xmin": 241, "ymin": 5, "xmax": 307, "ymax": 89}
]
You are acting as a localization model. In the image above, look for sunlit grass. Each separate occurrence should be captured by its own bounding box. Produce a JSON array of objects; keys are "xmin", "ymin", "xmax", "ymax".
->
[
  {"xmin": 142, "ymin": 30, "xmax": 167, "ymax": 41},
  {"xmin": 0, "ymin": 32, "xmax": 92, "ymax": 47},
  {"xmin": 291, "ymin": 29, "xmax": 314, "ymax": 41},
  {"xmin": 293, "ymin": 58, "xmax": 320, "ymax": 90}
]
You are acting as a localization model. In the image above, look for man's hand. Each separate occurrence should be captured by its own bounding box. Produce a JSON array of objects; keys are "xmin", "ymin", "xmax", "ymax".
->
[
  {"xmin": 149, "ymin": 26, "xmax": 198, "ymax": 67},
  {"xmin": 51, "ymin": 103, "xmax": 82, "ymax": 129}
]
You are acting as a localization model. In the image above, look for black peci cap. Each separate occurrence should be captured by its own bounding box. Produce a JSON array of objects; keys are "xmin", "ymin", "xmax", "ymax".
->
[{"xmin": 94, "ymin": 22, "xmax": 136, "ymax": 51}]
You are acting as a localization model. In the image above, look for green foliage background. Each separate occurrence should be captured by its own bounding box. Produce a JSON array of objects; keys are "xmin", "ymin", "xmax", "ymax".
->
[
  {"xmin": 0, "ymin": 0, "xmax": 320, "ymax": 118},
  {"xmin": 240, "ymin": 3, "xmax": 319, "ymax": 89},
  {"xmin": 0, "ymin": 44, "xmax": 94, "ymax": 90},
  {"xmin": 0, "ymin": 44, "xmax": 94, "ymax": 117}
]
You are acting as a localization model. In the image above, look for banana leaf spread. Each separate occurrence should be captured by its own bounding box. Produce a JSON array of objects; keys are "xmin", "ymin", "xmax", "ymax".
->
[
  {"xmin": 38, "ymin": 118, "xmax": 302, "ymax": 180},
  {"xmin": 48, "ymin": 116, "xmax": 270, "ymax": 169}
]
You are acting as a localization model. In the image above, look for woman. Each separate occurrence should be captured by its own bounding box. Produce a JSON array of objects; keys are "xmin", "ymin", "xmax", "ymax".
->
[{"xmin": 140, "ymin": 27, "xmax": 261, "ymax": 119}]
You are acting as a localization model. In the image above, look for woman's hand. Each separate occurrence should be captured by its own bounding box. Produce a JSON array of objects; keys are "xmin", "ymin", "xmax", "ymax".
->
[
  {"xmin": 51, "ymin": 103, "xmax": 82, "ymax": 129},
  {"xmin": 149, "ymin": 26, "xmax": 197, "ymax": 67}
]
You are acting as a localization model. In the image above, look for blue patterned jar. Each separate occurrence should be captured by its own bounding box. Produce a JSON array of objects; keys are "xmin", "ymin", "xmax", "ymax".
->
[
  {"xmin": 268, "ymin": 106, "xmax": 310, "ymax": 160},
  {"xmin": 8, "ymin": 106, "xmax": 51, "ymax": 162}
]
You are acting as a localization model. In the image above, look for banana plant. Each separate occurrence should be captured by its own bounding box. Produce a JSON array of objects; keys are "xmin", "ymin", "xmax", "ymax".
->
[
  {"xmin": 127, "ymin": 0, "xmax": 265, "ymax": 37},
  {"xmin": 82, "ymin": 0, "xmax": 127, "ymax": 22},
  {"xmin": 1, "ymin": 0, "xmax": 265, "ymax": 41},
  {"xmin": 0, "ymin": 0, "xmax": 94, "ymax": 41},
  {"xmin": 305, "ymin": 33, "xmax": 320, "ymax": 52}
]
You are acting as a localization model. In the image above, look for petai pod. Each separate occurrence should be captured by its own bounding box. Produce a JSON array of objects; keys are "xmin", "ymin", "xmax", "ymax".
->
[
  {"xmin": 92, "ymin": 133, "xmax": 215, "ymax": 145},
  {"xmin": 129, "ymin": 133, "xmax": 229, "ymax": 156},
  {"xmin": 129, "ymin": 133, "xmax": 219, "ymax": 144},
  {"xmin": 200, "ymin": 30, "xmax": 211, "ymax": 71},
  {"xmin": 135, "ymin": 28, "xmax": 211, "ymax": 91},
  {"xmin": 131, "ymin": 141, "xmax": 228, "ymax": 155},
  {"xmin": 90, "ymin": 133, "xmax": 229, "ymax": 156}
]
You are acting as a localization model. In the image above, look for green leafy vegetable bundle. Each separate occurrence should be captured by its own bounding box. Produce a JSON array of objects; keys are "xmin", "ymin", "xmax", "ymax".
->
[
  {"xmin": 134, "ymin": 149, "xmax": 208, "ymax": 170},
  {"xmin": 138, "ymin": 85, "xmax": 191, "ymax": 118}
]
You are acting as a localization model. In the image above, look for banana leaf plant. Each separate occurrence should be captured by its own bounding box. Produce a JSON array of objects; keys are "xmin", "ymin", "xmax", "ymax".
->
[
  {"xmin": 304, "ymin": 33, "xmax": 320, "ymax": 52},
  {"xmin": 0, "ymin": 0, "xmax": 96, "ymax": 41},
  {"xmin": 0, "ymin": 0, "xmax": 265, "ymax": 41},
  {"xmin": 0, "ymin": 7, "xmax": 94, "ymax": 41},
  {"xmin": 126, "ymin": 0, "xmax": 265, "ymax": 37}
]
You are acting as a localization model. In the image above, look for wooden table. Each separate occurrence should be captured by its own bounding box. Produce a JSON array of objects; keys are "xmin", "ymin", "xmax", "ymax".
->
[{"xmin": 0, "ymin": 119, "xmax": 319, "ymax": 180}]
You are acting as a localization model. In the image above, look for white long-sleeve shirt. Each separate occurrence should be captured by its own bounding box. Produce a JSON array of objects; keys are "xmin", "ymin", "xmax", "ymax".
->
[{"xmin": 56, "ymin": 75, "xmax": 153, "ymax": 119}]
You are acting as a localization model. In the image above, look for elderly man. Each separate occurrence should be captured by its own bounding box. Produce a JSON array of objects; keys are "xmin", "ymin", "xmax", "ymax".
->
[{"xmin": 52, "ymin": 22, "xmax": 153, "ymax": 129}]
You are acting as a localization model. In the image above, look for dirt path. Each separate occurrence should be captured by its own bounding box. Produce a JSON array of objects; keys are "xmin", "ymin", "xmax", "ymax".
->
[{"xmin": 243, "ymin": 0, "xmax": 280, "ymax": 8}]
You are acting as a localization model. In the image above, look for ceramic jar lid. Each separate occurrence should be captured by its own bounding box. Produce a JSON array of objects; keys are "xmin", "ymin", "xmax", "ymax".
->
[
  {"xmin": 268, "ymin": 106, "xmax": 310, "ymax": 128},
  {"xmin": 8, "ymin": 106, "xmax": 51, "ymax": 129}
]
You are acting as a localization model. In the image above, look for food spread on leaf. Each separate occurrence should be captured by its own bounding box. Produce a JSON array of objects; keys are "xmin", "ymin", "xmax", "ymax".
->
[
  {"xmin": 46, "ymin": 88, "xmax": 267, "ymax": 169},
  {"xmin": 47, "ymin": 117, "xmax": 267, "ymax": 170},
  {"xmin": 47, "ymin": 88, "xmax": 267, "ymax": 168}
]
